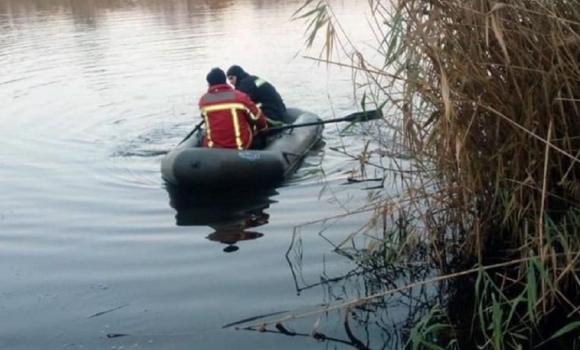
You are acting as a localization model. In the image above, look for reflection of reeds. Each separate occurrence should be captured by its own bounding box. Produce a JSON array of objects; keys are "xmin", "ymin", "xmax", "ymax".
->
[{"xmin": 282, "ymin": 0, "xmax": 580, "ymax": 349}]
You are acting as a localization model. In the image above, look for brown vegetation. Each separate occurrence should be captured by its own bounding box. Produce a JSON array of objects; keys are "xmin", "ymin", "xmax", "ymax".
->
[{"xmin": 288, "ymin": 1, "xmax": 580, "ymax": 348}]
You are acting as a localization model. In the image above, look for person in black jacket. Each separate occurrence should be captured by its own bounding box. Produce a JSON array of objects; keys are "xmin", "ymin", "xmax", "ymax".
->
[{"xmin": 226, "ymin": 65, "xmax": 287, "ymax": 126}]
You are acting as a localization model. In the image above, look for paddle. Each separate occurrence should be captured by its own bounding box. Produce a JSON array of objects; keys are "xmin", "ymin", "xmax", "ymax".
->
[
  {"xmin": 265, "ymin": 109, "xmax": 383, "ymax": 133},
  {"xmin": 177, "ymin": 109, "xmax": 382, "ymax": 145},
  {"xmin": 177, "ymin": 119, "xmax": 205, "ymax": 146}
]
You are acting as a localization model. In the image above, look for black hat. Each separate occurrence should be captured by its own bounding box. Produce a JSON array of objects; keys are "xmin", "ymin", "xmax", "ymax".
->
[
  {"xmin": 206, "ymin": 67, "xmax": 226, "ymax": 86},
  {"xmin": 226, "ymin": 65, "xmax": 245, "ymax": 79}
]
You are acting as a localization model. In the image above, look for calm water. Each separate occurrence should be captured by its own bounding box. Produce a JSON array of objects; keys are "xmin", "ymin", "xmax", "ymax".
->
[{"xmin": 0, "ymin": 1, "xmax": 403, "ymax": 349}]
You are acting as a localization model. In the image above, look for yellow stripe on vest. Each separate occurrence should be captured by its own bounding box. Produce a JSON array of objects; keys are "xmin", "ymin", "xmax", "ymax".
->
[
  {"xmin": 200, "ymin": 103, "xmax": 247, "ymax": 113},
  {"xmin": 202, "ymin": 104, "xmax": 253, "ymax": 149},
  {"xmin": 232, "ymin": 110, "xmax": 244, "ymax": 149},
  {"xmin": 201, "ymin": 102, "xmax": 261, "ymax": 121}
]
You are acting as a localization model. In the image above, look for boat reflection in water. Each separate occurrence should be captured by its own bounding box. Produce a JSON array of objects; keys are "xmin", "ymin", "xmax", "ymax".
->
[{"xmin": 165, "ymin": 184, "xmax": 278, "ymax": 253}]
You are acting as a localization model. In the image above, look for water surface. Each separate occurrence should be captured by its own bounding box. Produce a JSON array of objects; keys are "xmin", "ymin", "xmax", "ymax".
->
[{"xmin": 0, "ymin": 1, "xmax": 403, "ymax": 349}]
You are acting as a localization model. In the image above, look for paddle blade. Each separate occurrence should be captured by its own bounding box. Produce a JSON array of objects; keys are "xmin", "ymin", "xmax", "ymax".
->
[{"xmin": 342, "ymin": 109, "xmax": 383, "ymax": 123}]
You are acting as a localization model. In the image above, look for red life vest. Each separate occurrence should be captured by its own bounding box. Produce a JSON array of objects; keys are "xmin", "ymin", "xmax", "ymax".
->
[{"xmin": 198, "ymin": 84, "xmax": 268, "ymax": 149}]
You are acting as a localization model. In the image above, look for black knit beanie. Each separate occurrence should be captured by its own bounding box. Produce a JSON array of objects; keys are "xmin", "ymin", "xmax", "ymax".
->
[
  {"xmin": 206, "ymin": 68, "xmax": 226, "ymax": 86},
  {"xmin": 226, "ymin": 65, "xmax": 245, "ymax": 79}
]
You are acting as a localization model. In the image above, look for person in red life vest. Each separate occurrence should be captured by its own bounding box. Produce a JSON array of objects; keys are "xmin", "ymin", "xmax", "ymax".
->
[{"xmin": 199, "ymin": 67, "xmax": 268, "ymax": 149}]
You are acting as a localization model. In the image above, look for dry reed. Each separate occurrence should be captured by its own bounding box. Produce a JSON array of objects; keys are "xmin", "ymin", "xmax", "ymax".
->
[
  {"xmin": 287, "ymin": 0, "xmax": 580, "ymax": 348},
  {"xmin": 400, "ymin": 0, "xmax": 580, "ymax": 293}
]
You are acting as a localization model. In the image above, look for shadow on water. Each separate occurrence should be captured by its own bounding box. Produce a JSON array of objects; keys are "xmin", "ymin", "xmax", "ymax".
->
[
  {"xmin": 165, "ymin": 183, "xmax": 278, "ymax": 253},
  {"xmin": 222, "ymin": 237, "xmax": 441, "ymax": 350},
  {"xmin": 215, "ymin": 205, "xmax": 441, "ymax": 350}
]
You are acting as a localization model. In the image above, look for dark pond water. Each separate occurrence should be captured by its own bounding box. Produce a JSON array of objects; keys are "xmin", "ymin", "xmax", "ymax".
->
[{"xmin": 0, "ymin": 0, "xmax": 406, "ymax": 349}]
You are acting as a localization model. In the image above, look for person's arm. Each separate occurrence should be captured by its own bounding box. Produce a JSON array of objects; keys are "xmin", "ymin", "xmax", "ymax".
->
[
  {"xmin": 237, "ymin": 79, "xmax": 259, "ymax": 103},
  {"xmin": 239, "ymin": 92, "xmax": 268, "ymax": 131}
]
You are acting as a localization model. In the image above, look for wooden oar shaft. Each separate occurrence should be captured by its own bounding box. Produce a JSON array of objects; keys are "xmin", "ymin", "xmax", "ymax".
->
[
  {"xmin": 177, "ymin": 109, "xmax": 382, "ymax": 143},
  {"xmin": 267, "ymin": 109, "xmax": 381, "ymax": 133}
]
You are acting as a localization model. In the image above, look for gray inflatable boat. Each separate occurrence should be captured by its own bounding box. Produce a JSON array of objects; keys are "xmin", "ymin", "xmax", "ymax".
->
[{"xmin": 161, "ymin": 108, "xmax": 324, "ymax": 188}]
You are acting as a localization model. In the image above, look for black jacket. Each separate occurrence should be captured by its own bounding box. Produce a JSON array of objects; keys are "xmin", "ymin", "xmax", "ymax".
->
[{"xmin": 235, "ymin": 73, "xmax": 286, "ymax": 124}]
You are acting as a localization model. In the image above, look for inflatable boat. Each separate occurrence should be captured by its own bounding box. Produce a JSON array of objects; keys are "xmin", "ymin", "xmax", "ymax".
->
[{"xmin": 161, "ymin": 108, "xmax": 324, "ymax": 188}]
